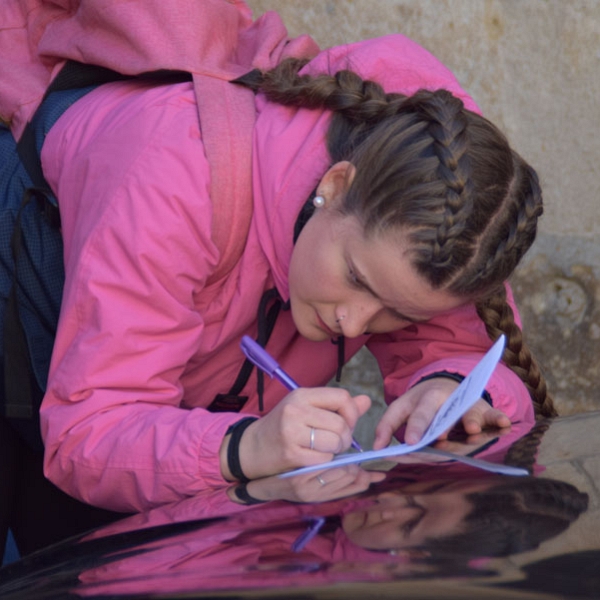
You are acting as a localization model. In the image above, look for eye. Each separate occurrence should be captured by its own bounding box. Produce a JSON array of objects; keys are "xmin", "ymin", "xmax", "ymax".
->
[
  {"xmin": 347, "ymin": 267, "xmax": 365, "ymax": 290},
  {"xmin": 387, "ymin": 310, "xmax": 415, "ymax": 324},
  {"xmin": 401, "ymin": 515, "xmax": 422, "ymax": 537}
]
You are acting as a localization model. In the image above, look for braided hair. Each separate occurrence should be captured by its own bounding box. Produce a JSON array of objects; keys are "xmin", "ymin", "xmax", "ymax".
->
[
  {"xmin": 236, "ymin": 58, "xmax": 556, "ymax": 418},
  {"xmin": 420, "ymin": 476, "xmax": 589, "ymax": 559}
]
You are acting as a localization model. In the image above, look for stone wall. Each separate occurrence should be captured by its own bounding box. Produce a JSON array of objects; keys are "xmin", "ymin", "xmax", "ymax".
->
[{"xmin": 248, "ymin": 0, "xmax": 600, "ymax": 416}]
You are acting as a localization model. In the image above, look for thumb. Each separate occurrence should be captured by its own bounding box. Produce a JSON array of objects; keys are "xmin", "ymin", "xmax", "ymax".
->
[
  {"xmin": 354, "ymin": 394, "xmax": 372, "ymax": 418},
  {"xmin": 373, "ymin": 419, "xmax": 394, "ymax": 451},
  {"xmin": 462, "ymin": 402, "xmax": 511, "ymax": 435}
]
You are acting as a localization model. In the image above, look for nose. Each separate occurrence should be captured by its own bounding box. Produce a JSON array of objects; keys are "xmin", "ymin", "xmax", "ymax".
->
[{"xmin": 337, "ymin": 297, "xmax": 383, "ymax": 338}]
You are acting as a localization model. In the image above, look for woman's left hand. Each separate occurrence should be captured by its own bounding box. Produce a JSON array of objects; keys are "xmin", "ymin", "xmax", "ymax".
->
[{"xmin": 372, "ymin": 377, "xmax": 511, "ymax": 450}]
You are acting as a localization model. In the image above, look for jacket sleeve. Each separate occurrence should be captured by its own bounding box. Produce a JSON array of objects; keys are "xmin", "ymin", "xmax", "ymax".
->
[
  {"xmin": 367, "ymin": 286, "xmax": 535, "ymax": 426},
  {"xmin": 39, "ymin": 81, "xmax": 244, "ymax": 513}
]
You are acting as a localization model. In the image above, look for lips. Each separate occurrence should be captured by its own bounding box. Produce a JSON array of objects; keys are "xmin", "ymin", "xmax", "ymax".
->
[{"xmin": 315, "ymin": 311, "xmax": 338, "ymax": 337}]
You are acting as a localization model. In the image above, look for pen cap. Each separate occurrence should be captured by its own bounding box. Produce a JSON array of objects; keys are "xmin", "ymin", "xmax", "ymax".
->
[{"xmin": 240, "ymin": 335, "xmax": 279, "ymax": 377}]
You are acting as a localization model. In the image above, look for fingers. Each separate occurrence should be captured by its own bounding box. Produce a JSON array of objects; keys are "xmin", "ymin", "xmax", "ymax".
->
[
  {"xmin": 403, "ymin": 395, "xmax": 444, "ymax": 445},
  {"xmin": 306, "ymin": 425, "xmax": 343, "ymax": 455},
  {"xmin": 235, "ymin": 387, "xmax": 372, "ymax": 480},
  {"xmin": 374, "ymin": 378, "xmax": 458, "ymax": 448},
  {"xmin": 373, "ymin": 379, "xmax": 512, "ymax": 450},
  {"xmin": 304, "ymin": 387, "xmax": 371, "ymax": 429},
  {"xmin": 284, "ymin": 465, "xmax": 386, "ymax": 503},
  {"xmin": 300, "ymin": 388, "xmax": 371, "ymax": 453},
  {"xmin": 404, "ymin": 378, "xmax": 460, "ymax": 445},
  {"xmin": 239, "ymin": 464, "xmax": 386, "ymax": 504},
  {"xmin": 353, "ymin": 393, "xmax": 372, "ymax": 418},
  {"xmin": 373, "ymin": 399, "xmax": 414, "ymax": 450},
  {"xmin": 461, "ymin": 400, "xmax": 511, "ymax": 435}
]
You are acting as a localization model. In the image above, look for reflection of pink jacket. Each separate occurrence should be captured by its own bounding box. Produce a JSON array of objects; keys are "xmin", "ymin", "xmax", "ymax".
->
[
  {"xmin": 2, "ymin": 1, "xmax": 534, "ymax": 512},
  {"xmin": 77, "ymin": 492, "xmax": 406, "ymax": 596}
]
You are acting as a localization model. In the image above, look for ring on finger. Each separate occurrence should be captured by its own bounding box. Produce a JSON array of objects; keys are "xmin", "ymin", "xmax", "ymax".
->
[{"xmin": 310, "ymin": 427, "xmax": 316, "ymax": 450}]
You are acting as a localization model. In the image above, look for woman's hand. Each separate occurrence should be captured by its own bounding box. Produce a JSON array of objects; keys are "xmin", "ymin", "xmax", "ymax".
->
[
  {"xmin": 372, "ymin": 377, "xmax": 511, "ymax": 450},
  {"xmin": 221, "ymin": 387, "xmax": 371, "ymax": 481},
  {"xmin": 230, "ymin": 465, "xmax": 386, "ymax": 504}
]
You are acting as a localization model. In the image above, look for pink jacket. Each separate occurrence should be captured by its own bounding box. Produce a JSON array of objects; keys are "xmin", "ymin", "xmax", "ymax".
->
[{"xmin": 1, "ymin": 1, "xmax": 534, "ymax": 512}]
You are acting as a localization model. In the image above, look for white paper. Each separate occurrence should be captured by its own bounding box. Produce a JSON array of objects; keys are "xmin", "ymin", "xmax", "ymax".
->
[
  {"xmin": 280, "ymin": 335, "xmax": 516, "ymax": 478},
  {"xmin": 414, "ymin": 447, "xmax": 528, "ymax": 476}
]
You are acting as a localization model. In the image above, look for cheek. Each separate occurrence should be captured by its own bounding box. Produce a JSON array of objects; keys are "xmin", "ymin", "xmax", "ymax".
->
[
  {"xmin": 290, "ymin": 250, "xmax": 338, "ymax": 300},
  {"xmin": 368, "ymin": 313, "xmax": 412, "ymax": 334},
  {"xmin": 346, "ymin": 524, "xmax": 404, "ymax": 550},
  {"xmin": 288, "ymin": 246, "xmax": 309, "ymax": 298},
  {"xmin": 289, "ymin": 261, "xmax": 317, "ymax": 305}
]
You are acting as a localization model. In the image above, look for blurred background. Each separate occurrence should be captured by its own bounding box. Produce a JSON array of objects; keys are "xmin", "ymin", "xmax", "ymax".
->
[{"xmin": 249, "ymin": 0, "xmax": 600, "ymax": 426}]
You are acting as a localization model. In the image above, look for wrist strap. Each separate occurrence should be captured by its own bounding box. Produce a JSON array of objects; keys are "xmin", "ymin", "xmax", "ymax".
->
[
  {"xmin": 233, "ymin": 483, "xmax": 265, "ymax": 505},
  {"xmin": 416, "ymin": 370, "xmax": 493, "ymax": 406},
  {"xmin": 226, "ymin": 417, "xmax": 258, "ymax": 483}
]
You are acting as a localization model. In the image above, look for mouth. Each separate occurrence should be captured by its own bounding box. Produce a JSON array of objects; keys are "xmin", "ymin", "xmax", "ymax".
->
[{"xmin": 315, "ymin": 311, "xmax": 339, "ymax": 337}]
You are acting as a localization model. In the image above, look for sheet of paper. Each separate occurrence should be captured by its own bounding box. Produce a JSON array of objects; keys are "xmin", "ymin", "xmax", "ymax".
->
[
  {"xmin": 414, "ymin": 447, "xmax": 528, "ymax": 476},
  {"xmin": 280, "ymin": 335, "xmax": 510, "ymax": 479}
]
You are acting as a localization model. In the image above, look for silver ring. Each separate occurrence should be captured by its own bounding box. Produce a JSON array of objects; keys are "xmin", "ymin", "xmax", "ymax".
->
[
  {"xmin": 317, "ymin": 475, "xmax": 326, "ymax": 486},
  {"xmin": 310, "ymin": 427, "xmax": 316, "ymax": 450}
]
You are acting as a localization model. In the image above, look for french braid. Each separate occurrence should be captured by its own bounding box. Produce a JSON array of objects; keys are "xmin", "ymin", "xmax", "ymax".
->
[
  {"xmin": 504, "ymin": 418, "xmax": 553, "ymax": 471},
  {"xmin": 236, "ymin": 58, "xmax": 556, "ymax": 417},
  {"xmin": 476, "ymin": 287, "xmax": 557, "ymax": 417}
]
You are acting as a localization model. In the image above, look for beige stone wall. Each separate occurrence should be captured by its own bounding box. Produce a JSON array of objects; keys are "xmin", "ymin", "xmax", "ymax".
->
[{"xmin": 248, "ymin": 0, "xmax": 600, "ymax": 415}]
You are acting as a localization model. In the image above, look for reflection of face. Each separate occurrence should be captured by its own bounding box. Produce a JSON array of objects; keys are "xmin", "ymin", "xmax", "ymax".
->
[
  {"xmin": 341, "ymin": 481, "xmax": 491, "ymax": 550},
  {"xmin": 288, "ymin": 208, "xmax": 465, "ymax": 342}
]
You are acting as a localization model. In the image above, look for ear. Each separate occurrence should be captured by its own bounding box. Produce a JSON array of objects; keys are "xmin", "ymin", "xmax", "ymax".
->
[{"xmin": 317, "ymin": 161, "xmax": 356, "ymax": 208}]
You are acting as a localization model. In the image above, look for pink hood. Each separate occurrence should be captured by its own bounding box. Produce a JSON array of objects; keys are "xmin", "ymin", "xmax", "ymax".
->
[{"xmin": 0, "ymin": 0, "xmax": 319, "ymax": 279}]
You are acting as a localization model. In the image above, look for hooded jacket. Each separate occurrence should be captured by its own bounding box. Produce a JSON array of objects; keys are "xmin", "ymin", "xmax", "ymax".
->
[{"xmin": 1, "ymin": 1, "xmax": 534, "ymax": 512}]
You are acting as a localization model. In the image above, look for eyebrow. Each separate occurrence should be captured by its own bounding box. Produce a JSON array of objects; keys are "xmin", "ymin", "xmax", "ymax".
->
[{"xmin": 352, "ymin": 264, "xmax": 424, "ymax": 323}]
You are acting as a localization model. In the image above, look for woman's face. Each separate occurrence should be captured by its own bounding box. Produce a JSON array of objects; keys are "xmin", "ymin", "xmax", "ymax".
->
[
  {"xmin": 288, "ymin": 164, "xmax": 465, "ymax": 341},
  {"xmin": 341, "ymin": 481, "xmax": 491, "ymax": 550}
]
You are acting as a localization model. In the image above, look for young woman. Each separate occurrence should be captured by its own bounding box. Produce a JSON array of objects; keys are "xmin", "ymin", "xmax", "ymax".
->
[{"xmin": 1, "ymin": 1, "xmax": 555, "ymax": 518}]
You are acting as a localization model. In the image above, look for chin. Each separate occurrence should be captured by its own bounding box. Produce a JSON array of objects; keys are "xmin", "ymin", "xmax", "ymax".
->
[
  {"xmin": 297, "ymin": 325, "xmax": 329, "ymax": 342},
  {"xmin": 292, "ymin": 315, "xmax": 329, "ymax": 342},
  {"xmin": 290, "ymin": 301, "xmax": 332, "ymax": 342}
]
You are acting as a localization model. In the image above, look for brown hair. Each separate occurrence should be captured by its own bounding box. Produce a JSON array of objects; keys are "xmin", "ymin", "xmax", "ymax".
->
[
  {"xmin": 420, "ymin": 476, "xmax": 588, "ymax": 558},
  {"xmin": 237, "ymin": 58, "xmax": 556, "ymax": 418}
]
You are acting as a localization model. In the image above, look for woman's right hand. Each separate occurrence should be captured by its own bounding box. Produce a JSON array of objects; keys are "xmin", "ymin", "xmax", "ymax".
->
[
  {"xmin": 220, "ymin": 387, "xmax": 371, "ymax": 481},
  {"xmin": 230, "ymin": 465, "xmax": 386, "ymax": 504}
]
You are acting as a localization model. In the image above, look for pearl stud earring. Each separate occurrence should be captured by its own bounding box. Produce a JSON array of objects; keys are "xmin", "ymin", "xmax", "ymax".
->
[{"xmin": 313, "ymin": 195, "xmax": 325, "ymax": 208}]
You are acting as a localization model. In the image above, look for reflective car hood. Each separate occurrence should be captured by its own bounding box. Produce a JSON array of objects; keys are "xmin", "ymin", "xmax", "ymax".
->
[{"xmin": 1, "ymin": 412, "xmax": 599, "ymax": 600}]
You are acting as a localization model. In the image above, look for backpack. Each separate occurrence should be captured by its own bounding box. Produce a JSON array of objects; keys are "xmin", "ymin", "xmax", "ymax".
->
[{"xmin": 1, "ymin": 62, "xmax": 191, "ymax": 451}]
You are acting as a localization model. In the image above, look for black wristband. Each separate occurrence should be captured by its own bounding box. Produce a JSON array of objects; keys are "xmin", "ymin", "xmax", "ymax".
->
[
  {"xmin": 416, "ymin": 370, "xmax": 493, "ymax": 406},
  {"xmin": 233, "ymin": 483, "xmax": 265, "ymax": 505},
  {"xmin": 226, "ymin": 417, "xmax": 258, "ymax": 483}
]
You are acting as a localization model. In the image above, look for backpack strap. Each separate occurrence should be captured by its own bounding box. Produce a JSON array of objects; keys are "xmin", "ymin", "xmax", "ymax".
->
[
  {"xmin": 3, "ymin": 62, "xmax": 191, "ymax": 438},
  {"xmin": 17, "ymin": 61, "xmax": 190, "ymax": 202}
]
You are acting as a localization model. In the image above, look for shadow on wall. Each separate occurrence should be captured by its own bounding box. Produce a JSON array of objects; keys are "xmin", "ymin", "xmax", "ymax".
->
[{"xmin": 511, "ymin": 247, "xmax": 600, "ymax": 417}]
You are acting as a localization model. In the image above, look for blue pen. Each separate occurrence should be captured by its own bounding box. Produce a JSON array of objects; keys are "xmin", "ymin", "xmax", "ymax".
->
[{"xmin": 240, "ymin": 335, "xmax": 363, "ymax": 452}]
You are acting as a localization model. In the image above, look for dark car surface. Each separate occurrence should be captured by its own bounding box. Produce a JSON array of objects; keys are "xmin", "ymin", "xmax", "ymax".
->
[{"xmin": 1, "ymin": 411, "xmax": 599, "ymax": 600}]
